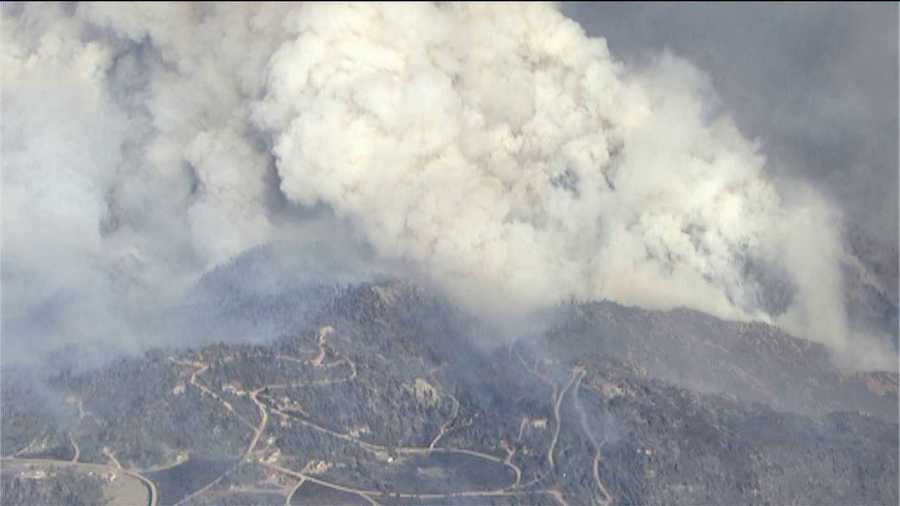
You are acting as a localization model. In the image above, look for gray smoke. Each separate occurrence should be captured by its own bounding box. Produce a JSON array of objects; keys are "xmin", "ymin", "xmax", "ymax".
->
[{"xmin": 1, "ymin": 3, "xmax": 894, "ymax": 369}]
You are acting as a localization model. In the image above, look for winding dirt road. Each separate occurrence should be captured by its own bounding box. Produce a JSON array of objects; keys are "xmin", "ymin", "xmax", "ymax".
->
[
  {"xmin": 1, "ymin": 457, "xmax": 158, "ymax": 506},
  {"xmin": 68, "ymin": 433, "xmax": 80, "ymax": 463},
  {"xmin": 549, "ymin": 369, "xmax": 580, "ymax": 470},
  {"xmin": 103, "ymin": 447, "xmax": 122, "ymax": 469},
  {"xmin": 572, "ymin": 369, "xmax": 613, "ymax": 506},
  {"xmin": 7, "ymin": 331, "xmax": 612, "ymax": 506},
  {"xmin": 284, "ymin": 477, "xmax": 305, "ymax": 506},
  {"xmin": 428, "ymin": 393, "xmax": 459, "ymax": 450},
  {"xmin": 157, "ymin": 332, "xmax": 602, "ymax": 505},
  {"xmin": 247, "ymin": 386, "xmax": 270, "ymax": 456}
]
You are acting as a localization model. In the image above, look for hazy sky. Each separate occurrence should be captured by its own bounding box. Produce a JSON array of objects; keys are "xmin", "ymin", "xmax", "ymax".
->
[{"xmin": 565, "ymin": 2, "xmax": 899, "ymax": 245}]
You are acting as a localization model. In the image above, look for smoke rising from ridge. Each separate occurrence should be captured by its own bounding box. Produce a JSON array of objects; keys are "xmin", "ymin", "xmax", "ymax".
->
[{"xmin": 1, "ymin": 2, "xmax": 893, "ymax": 368}]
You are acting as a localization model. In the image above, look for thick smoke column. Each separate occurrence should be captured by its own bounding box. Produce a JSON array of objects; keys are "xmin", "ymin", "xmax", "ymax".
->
[{"xmin": 0, "ymin": 3, "xmax": 890, "ymax": 368}]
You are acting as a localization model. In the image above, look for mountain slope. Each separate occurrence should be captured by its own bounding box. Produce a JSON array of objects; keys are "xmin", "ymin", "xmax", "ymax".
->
[{"xmin": 1, "ymin": 281, "xmax": 897, "ymax": 505}]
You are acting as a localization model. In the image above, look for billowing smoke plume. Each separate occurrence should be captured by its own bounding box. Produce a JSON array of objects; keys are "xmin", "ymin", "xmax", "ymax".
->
[{"xmin": 1, "ymin": 3, "xmax": 892, "ymax": 368}]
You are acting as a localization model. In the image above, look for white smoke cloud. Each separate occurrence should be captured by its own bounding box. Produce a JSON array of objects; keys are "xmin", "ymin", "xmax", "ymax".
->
[{"xmin": 1, "ymin": 2, "xmax": 891, "ymax": 368}]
